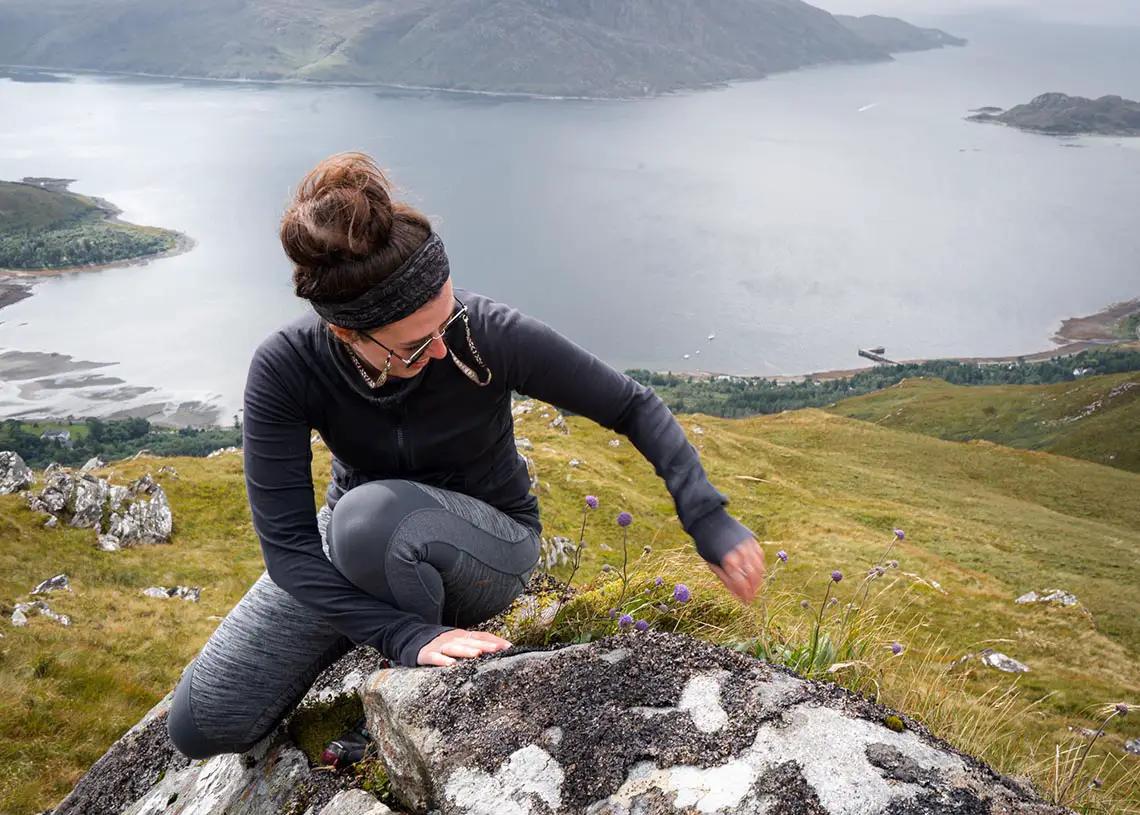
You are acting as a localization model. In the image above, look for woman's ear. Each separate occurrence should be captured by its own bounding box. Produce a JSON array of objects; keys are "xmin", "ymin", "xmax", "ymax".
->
[{"xmin": 327, "ymin": 324, "xmax": 356, "ymax": 345}]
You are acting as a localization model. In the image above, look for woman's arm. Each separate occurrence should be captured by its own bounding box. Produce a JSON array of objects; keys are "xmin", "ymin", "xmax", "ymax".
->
[
  {"xmin": 241, "ymin": 333, "xmax": 450, "ymax": 666},
  {"xmin": 475, "ymin": 296, "xmax": 758, "ymax": 571}
]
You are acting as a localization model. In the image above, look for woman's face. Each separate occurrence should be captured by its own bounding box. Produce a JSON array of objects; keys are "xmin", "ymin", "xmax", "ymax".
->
[{"xmin": 332, "ymin": 280, "xmax": 456, "ymax": 379}]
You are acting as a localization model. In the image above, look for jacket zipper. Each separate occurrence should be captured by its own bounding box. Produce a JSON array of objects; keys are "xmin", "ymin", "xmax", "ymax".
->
[{"xmin": 396, "ymin": 423, "xmax": 406, "ymax": 470}]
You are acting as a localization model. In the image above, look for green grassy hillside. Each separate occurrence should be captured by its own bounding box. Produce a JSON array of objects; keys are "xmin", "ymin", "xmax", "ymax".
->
[
  {"xmin": 0, "ymin": 180, "xmax": 97, "ymax": 234},
  {"xmin": 2, "ymin": 407, "xmax": 1138, "ymax": 813},
  {"xmin": 829, "ymin": 372, "xmax": 1140, "ymax": 473},
  {"xmin": 0, "ymin": 179, "xmax": 180, "ymax": 270}
]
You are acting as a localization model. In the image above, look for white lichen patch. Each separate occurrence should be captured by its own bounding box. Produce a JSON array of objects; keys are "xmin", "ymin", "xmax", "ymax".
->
[
  {"xmin": 444, "ymin": 744, "xmax": 564, "ymax": 815},
  {"xmin": 599, "ymin": 648, "xmax": 630, "ymax": 665},
  {"xmin": 593, "ymin": 703, "xmax": 966, "ymax": 815},
  {"xmin": 631, "ymin": 671, "xmax": 730, "ymax": 734}
]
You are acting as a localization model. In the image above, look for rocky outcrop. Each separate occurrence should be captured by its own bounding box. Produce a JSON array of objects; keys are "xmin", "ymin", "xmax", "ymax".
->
[
  {"xmin": 968, "ymin": 92, "xmax": 1140, "ymax": 136},
  {"xmin": 17, "ymin": 463, "xmax": 174, "ymax": 548},
  {"xmin": 0, "ymin": 450, "xmax": 35, "ymax": 494},
  {"xmin": 49, "ymin": 630, "xmax": 1070, "ymax": 815},
  {"xmin": 142, "ymin": 586, "xmax": 201, "ymax": 602}
]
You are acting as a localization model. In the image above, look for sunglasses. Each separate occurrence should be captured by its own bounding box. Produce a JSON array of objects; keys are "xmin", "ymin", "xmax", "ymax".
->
[{"xmin": 359, "ymin": 297, "xmax": 468, "ymax": 367}]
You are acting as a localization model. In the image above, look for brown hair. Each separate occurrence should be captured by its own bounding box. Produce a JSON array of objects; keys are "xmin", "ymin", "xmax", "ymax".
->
[{"xmin": 281, "ymin": 152, "xmax": 432, "ymax": 305}]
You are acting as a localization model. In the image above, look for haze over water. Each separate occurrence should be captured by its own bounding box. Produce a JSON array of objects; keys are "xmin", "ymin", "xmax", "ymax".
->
[{"xmin": 1, "ymin": 13, "xmax": 1139, "ymax": 423}]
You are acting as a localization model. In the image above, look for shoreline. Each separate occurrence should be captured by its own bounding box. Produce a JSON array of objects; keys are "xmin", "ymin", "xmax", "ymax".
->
[
  {"xmin": 0, "ymin": 177, "xmax": 195, "ymax": 288},
  {"xmin": 662, "ymin": 299, "xmax": 1140, "ymax": 384}
]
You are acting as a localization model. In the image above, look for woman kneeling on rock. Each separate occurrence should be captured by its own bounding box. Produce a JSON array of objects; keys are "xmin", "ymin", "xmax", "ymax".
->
[{"xmin": 167, "ymin": 151, "xmax": 764, "ymax": 760}]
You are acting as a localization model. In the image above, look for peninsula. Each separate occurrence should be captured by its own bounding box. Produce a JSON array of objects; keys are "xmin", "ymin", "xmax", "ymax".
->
[
  {"xmin": 0, "ymin": 0, "xmax": 965, "ymax": 99},
  {"xmin": 0, "ymin": 178, "xmax": 189, "ymax": 275},
  {"xmin": 968, "ymin": 92, "xmax": 1140, "ymax": 137}
]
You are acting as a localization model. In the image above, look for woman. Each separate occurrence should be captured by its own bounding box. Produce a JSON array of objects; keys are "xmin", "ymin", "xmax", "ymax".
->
[{"xmin": 167, "ymin": 151, "xmax": 764, "ymax": 760}]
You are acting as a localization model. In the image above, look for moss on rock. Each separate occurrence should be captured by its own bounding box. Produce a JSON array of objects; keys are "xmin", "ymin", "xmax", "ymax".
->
[{"xmin": 286, "ymin": 693, "xmax": 364, "ymax": 765}]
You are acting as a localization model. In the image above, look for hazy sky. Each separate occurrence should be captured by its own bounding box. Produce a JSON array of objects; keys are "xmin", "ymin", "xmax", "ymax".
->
[{"xmin": 816, "ymin": 0, "xmax": 1140, "ymax": 26}]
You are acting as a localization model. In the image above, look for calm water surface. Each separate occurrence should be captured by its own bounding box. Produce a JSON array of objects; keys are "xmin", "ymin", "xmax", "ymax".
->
[{"xmin": 1, "ymin": 15, "xmax": 1139, "ymax": 421}]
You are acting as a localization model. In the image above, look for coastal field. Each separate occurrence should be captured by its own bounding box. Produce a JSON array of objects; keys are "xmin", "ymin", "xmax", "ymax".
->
[
  {"xmin": 1, "ymin": 402, "xmax": 1138, "ymax": 813},
  {"xmin": 830, "ymin": 370, "xmax": 1140, "ymax": 473}
]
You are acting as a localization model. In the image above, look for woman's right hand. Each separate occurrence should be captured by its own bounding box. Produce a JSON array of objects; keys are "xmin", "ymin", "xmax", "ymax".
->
[{"xmin": 417, "ymin": 629, "xmax": 513, "ymax": 667}]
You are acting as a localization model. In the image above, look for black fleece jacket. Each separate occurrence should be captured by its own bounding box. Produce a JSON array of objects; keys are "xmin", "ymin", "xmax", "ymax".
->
[{"xmin": 241, "ymin": 289, "xmax": 753, "ymax": 666}]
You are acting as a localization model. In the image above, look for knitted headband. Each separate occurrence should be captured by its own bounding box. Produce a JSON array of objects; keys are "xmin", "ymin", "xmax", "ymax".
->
[{"xmin": 310, "ymin": 232, "xmax": 450, "ymax": 330}]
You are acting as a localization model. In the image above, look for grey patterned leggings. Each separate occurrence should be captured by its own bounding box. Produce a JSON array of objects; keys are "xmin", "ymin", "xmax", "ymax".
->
[{"xmin": 166, "ymin": 480, "xmax": 540, "ymax": 759}]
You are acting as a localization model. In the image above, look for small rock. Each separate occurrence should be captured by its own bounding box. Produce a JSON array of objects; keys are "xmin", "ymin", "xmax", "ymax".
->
[
  {"xmin": 569, "ymin": 459, "xmax": 581, "ymax": 468},
  {"xmin": 608, "ymin": 439, "xmax": 621, "ymax": 447},
  {"xmin": 15, "ymin": 600, "xmax": 71, "ymax": 627},
  {"xmin": 31, "ymin": 574, "xmax": 70, "ymax": 595},
  {"xmin": 0, "ymin": 450, "xmax": 36, "ymax": 494},
  {"xmin": 206, "ymin": 446, "xmax": 240, "ymax": 458},
  {"xmin": 143, "ymin": 586, "xmax": 201, "ymax": 602},
  {"xmin": 516, "ymin": 438, "xmax": 534, "ymax": 451},
  {"xmin": 693, "ymin": 426, "xmax": 704, "ymax": 435},
  {"xmin": 129, "ymin": 473, "xmax": 156, "ymax": 497},
  {"xmin": 317, "ymin": 789, "xmax": 394, "ymax": 815},
  {"xmin": 97, "ymin": 535, "xmax": 121, "ymax": 552},
  {"xmin": 11, "ymin": 608, "xmax": 28, "ymax": 627},
  {"xmin": 550, "ymin": 414, "xmax": 569, "ymax": 434},
  {"xmin": 81, "ymin": 456, "xmax": 106, "ymax": 472},
  {"xmin": 44, "ymin": 515, "xmax": 58, "ymax": 528},
  {"xmin": 981, "ymin": 650, "xmax": 1030, "ymax": 673},
  {"xmin": 1125, "ymin": 738, "xmax": 1140, "ymax": 756},
  {"xmin": 1015, "ymin": 588, "xmax": 1079, "ymax": 607}
]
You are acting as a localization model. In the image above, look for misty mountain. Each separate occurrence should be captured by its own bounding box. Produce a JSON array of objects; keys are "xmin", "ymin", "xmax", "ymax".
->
[
  {"xmin": 0, "ymin": 0, "xmax": 965, "ymax": 97},
  {"xmin": 833, "ymin": 14, "xmax": 967, "ymax": 52}
]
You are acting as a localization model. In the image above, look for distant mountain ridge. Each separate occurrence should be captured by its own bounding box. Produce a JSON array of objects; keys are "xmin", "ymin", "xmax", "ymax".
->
[{"xmin": 0, "ymin": 0, "xmax": 965, "ymax": 97}]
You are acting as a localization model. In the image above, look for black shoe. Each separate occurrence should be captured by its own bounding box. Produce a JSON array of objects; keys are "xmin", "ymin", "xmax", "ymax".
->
[{"xmin": 320, "ymin": 717, "xmax": 372, "ymax": 770}]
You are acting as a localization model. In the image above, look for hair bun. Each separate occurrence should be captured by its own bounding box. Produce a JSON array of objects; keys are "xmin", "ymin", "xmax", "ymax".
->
[{"xmin": 281, "ymin": 152, "xmax": 396, "ymax": 270}]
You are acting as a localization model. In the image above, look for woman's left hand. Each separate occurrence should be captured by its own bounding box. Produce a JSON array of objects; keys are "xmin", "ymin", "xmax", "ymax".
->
[{"xmin": 708, "ymin": 537, "xmax": 766, "ymax": 602}]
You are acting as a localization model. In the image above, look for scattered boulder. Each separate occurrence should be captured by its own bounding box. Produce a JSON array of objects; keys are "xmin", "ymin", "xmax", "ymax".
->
[
  {"xmin": 1015, "ymin": 589, "xmax": 1080, "ymax": 607},
  {"xmin": 951, "ymin": 649, "xmax": 1031, "ymax": 674},
  {"xmin": 511, "ymin": 401, "xmax": 534, "ymax": 418},
  {"xmin": 1125, "ymin": 739, "xmax": 1140, "ymax": 756},
  {"xmin": 693, "ymin": 426, "xmax": 705, "ymax": 435},
  {"xmin": 550, "ymin": 414, "xmax": 569, "ymax": 434},
  {"xmin": 12, "ymin": 600, "xmax": 71, "ymax": 627},
  {"xmin": 81, "ymin": 456, "xmax": 107, "ymax": 472},
  {"xmin": 23, "ymin": 468, "xmax": 173, "ymax": 546},
  {"xmin": 142, "ymin": 586, "xmax": 201, "ymax": 602},
  {"xmin": 44, "ymin": 515, "xmax": 58, "ymax": 528},
  {"xmin": 31, "ymin": 573, "xmax": 70, "ymax": 595},
  {"xmin": 568, "ymin": 459, "xmax": 581, "ymax": 468},
  {"xmin": 515, "ymin": 437, "xmax": 534, "ymax": 451},
  {"xmin": 157, "ymin": 465, "xmax": 179, "ymax": 478},
  {"xmin": 362, "ymin": 632, "xmax": 1066, "ymax": 815},
  {"xmin": 206, "ymin": 446, "xmax": 240, "ymax": 458},
  {"xmin": 0, "ymin": 450, "xmax": 35, "ymax": 494},
  {"xmin": 609, "ymin": 439, "xmax": 621, "ymax": 447}
]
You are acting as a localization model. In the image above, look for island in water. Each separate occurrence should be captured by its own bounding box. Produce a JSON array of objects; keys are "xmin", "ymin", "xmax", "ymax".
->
[
  {"xmin": 0, "ymin": 177, "xmax": 190, "ymax": 274},
  {"xmin": 967, "ymin": 92, "xmax": 1140, "ymax": 137},
  {"xmin": 0, "ymin": 0, "xmax": 965, "ymax": 98}
]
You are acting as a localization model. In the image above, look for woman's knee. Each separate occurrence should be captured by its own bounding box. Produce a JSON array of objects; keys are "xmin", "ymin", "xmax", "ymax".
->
[
  {"xmin": 328, "ymin": 480, "xmax": 436, "ymax": 587},
  {"xmin": 167, "ymin": 662, "xmax": 261, "ymax": 759}
]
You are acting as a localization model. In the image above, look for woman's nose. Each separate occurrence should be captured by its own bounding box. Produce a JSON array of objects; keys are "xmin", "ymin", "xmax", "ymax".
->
[{"xmin": 426, "ymin": 335, "xmax": 449, "ymax": 360}]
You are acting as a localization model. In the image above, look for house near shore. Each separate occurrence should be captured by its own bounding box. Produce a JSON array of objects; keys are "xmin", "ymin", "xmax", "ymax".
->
[{"xmin": 40, "ymin": 429, "xmax": 73, "ymax": 446}]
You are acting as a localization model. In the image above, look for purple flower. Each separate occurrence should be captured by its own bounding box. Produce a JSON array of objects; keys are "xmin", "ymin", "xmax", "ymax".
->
[
  {"xmin": 585, "ymin": 495, "xmax": 599, "ymax": 510},
  {"xmin": 777, "ymin": 550, "xmax": 788, "ymax": 563},
  {"xmin": 618, "ymin": 614, "xmax": 633, "ymax": 629},
  {"xmin": 1116, "ymin": 703, "xmax": 1130, "ymax": 717},
  {"xmin": 800, "ymin": 599, "xmax": 810, "ymax": 609},
  {"xmin": 617, "ymin": 512, "xmax": 633, "ymax": 528},
  {"xmin": 655, "ymin": 576, "xmax": 664, "ymax": 586},
  {"xmin": 657, "ymin": 603, "xmax": 669, "ymax": 613},
  {"xmin": 891, "ymin": 643, "xmax": 904, "ymax": 656},
  {"xmin": 643, "ymin": 545, "xmax": 652, "ymax": 554},
  {"xmin": 673, "ymin": 584, "xmax": 691, "ymax": 603},
  {"xmin": 893, "ymin": 529, "xmax": 905, "ymax": 541},
  {"xmin": 608, "ymin": 608, "xmax": 619, "ymax": 619},
  {"xmin": 831, "ymin": 570, "xmax": 844, "ymax": 583},
  {"xmin": 634, "ymin": 620, "xmax": 649, "ymax": 632}
]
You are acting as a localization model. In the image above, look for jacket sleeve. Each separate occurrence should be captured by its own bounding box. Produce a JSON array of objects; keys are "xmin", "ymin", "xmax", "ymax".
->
[
  {"xmin": 241, "ymin": 334, "xmax": 449, "ymax": 666},
  {"xmin": 478, "ymin": 298, "xmax": 755, "ymax": 566}
]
